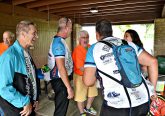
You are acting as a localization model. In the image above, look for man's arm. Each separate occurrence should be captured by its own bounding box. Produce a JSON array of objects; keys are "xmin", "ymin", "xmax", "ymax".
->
[
  {"xmin": 56, "ymin": 58, "xmax": 74, "ymax": 99},
  {"xmin": 0, "ymin": 55, "xmax": 30, "ymax": 108},
  {"xmin": 83, "ymin": 67, "xmax": 97, "ymax": 87},
  {"xmin": 138, "ymin": 51, "xmax": 158, "ymax": 90}
]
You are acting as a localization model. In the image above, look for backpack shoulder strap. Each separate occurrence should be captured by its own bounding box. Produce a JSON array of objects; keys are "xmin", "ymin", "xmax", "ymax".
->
[
  {"xmin": 121, "ymin": 39, "xmax": 128, "ymax": 45},
  {"xmin": 100, "ymin": 40, "xmax": 128, "ymax": 47},
  {"xmin": 158, "ymin": 95, "xmax": 165, "ymax": 101},
  {"xmin": 99, "ymin": 40, "xmax": 114, "ymax": 48},
  {"xmin": 97, "ymin": 68, "xmax": 122, "ymax": 85}
]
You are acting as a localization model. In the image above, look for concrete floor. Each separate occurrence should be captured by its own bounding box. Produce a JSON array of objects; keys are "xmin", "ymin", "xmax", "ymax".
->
[{"xmin": 36, "ymin": 81, "xmax": 103, "ymax": 116}]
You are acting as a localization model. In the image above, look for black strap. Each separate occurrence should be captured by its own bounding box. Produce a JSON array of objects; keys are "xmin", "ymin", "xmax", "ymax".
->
[
  {"xmin": 123, "ymin": 86, "xmax": 132, "ymax": 116},
  {"xmin": 142, "ymin": 78, "xmax": 150, "ymax": 111},
  {"xmin": 121, "ymin": 39, "xmax": 128, "ymax": 45},
  {"xmin": 99, "ymin": 40, "xmax": 114, "ymax": 48},
  {"xmin": 97, "ymin": 69, "xmax": 122, "ymax": 85},
  {"xmin": 98, "ymin": 68, "xmax": 132, "ymax": 116},
  {"xmin": 158, "ymin": 95, "xmax": 165, "ymax": 100},
  {"xmin": 100, "ymin": 40, "xmax": 128, "ymax": 47}
]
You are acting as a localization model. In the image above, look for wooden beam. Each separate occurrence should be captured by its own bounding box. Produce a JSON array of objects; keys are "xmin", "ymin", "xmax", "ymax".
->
[
  {"xmin": 89, "ymin": 20, "xmax": 154, "ymax": 25},
  {"xmin": 80, "ymin": 10, "xmax": 161, "ymax": 18},
  {"xmin": 162, "ymin": 4, "xmax": 165, "ymax": 17},
  {"xmin": 52, "ymin": 5, "xmax": 163, "ymax": 16},
  {"xmin": 82, "ymin": 20, "xmax": 154, "ymax": 25},
  {"xmin": 50, "ymin": 1, "xmax": 164, "ymax": 14},
  {"xmin": 38, "ymin": 0, "xmax": 163, "ymax": 11},
  {"xmin": 12, "ymin": 0, "xmax": 37, "ymax": 5},
  {"xmin": 26, "ymin": 0, "xmax": 78, "ymax": 8},
  {"xmin": 38, "ymin": 0, "xmax": 122, "ymax": 11},
  {"xmin": 0, "ymin": 2, "xmax": 59, "ymax": 21},
  {"xmin": 76, "ymin": 12, "xmax": 159, "ymax": 25},
  {"xmin": 54, "ymin": 7, "xmax": 162, "ymax": 16}
]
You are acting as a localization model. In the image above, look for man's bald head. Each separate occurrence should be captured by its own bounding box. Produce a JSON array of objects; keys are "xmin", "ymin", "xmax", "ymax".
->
[{"xmin": 3, "ymin": 31, "xmax": 15, "ymax": 46}]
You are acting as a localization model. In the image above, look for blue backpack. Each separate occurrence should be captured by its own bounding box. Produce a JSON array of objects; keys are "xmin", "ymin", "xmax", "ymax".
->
[
  {"xmin": 97, "ymin": 40, "xmax": 150, "ymax": 116},
  {"xmin": 98, "ymin": 40, "xmax": 142, "ymax": 88}
]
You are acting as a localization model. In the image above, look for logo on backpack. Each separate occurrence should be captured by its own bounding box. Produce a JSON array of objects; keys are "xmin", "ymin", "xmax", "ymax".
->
[{"xmin": 98, "ymin": 40, "xmax": 142, "ymax": 88}]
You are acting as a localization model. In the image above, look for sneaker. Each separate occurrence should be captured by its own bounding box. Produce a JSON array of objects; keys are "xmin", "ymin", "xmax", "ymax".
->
[
  {"xmin": 84, "ymin": 107, "xmax": 97, "ymax": 115},
  {"xmin": 80, "ymin": 113, "xmax": 86, "ymax": 116}
]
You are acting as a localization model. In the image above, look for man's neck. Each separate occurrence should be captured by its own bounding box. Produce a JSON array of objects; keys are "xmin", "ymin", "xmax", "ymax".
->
[
  {"xmin": 56, "ymin": 32, "xmax": 67, "ymax": 39},
  {"xmin": 17, "ymin": 38, "xmax": 28, "ymax": 49}
]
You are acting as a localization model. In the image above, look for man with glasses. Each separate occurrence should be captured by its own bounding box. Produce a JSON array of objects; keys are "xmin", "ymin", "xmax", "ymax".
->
[
  {"xmin": 48, "ymin": 17, "xmax": 74, "ymax": 116},
  {"xmin": 72, "ymin": 30, "xmax": 98, "ymax": 116}
]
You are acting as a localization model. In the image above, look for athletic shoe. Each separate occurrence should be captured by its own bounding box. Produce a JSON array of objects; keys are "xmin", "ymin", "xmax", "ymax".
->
[
  {"xmin": 84, "ymin": 107, "xmax": 97, "ymax": 115},
  {"xmin": 80, "ymin": 113, "xmax": 86, "ymax": 116}
]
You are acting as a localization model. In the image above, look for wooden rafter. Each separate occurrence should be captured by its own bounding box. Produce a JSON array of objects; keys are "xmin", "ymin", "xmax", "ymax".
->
[
  {"xmin": 38, "ymin": 0, "xmax": 164, "ymax": 11},
  {"xmin": 26, "ymin": 0, "xmax": 78, "ymax": 8},
  {"xmin": 0, "ymin": 0, "xmax": 164, "ymax": 25},
  {"xmin": 50, "ymin": 1, "xmax": 164, "ymax": 14},
  {"xmin": 77, "ymin": 12, "xmax": 160, "ymax": 25},
  {"xmin": 38, "ymin": 0, "xmax": 123, "ymax": 11},
  {"xmin": 12, "ymin": 0, "xmax": 37, "ymax": 5},
  {"xmin": 62, "ymin": 8, "xmax": 162, "ymax": 18}
]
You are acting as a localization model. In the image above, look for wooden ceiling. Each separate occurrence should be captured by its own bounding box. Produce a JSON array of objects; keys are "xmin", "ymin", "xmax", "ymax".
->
[{"xmin": 1, "ymin": 0, "xmax": 165, "ymax": 25}]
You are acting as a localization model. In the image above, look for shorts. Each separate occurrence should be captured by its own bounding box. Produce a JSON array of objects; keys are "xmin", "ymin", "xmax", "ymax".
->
[
  {"xmin": 73, "ymin": 73, "xmax": 98, "ymax": 102},
  {"xmin": 100, "ymin": 100, "xmax": 149, "ymax": 116}
]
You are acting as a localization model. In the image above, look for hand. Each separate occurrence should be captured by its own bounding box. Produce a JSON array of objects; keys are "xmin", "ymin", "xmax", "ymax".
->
[
  {"xmin": 151, "ymin": 91, "xmax": 158, "ymax": 101},
  {"xmin": 67, "ymin": 87, "xmax": 74, "ymax": 99},
  {"xmin": 20, "ymin": 102, "xmax": 32, "ymax": 116},
  {"xmin": 33, "ymin": 101, "xmax": 39, "ymax": 111}
]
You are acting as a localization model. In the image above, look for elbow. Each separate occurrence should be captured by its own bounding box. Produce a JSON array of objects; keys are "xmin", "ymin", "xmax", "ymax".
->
[
  {"xmin": 83, "ymin": 77, "xmax": 93, "ymax": 87},
  {"xmin": 82, "ymin": 77, "xmax": 95, "ymax": 87},
  {"xmin": 152, "ymin": 57, "xmax": 158, "ymax": 66},
  {"xmin": 84, "ymin": 82, "xmax": 94, "ymax": 87}
]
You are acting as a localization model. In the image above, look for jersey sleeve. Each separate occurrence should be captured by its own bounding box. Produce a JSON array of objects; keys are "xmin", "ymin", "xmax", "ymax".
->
[
  {"xmin": 84, "ymin": 44, "xmax": 96, "ymax": 68},
  {"xmin": 128, "ymin": 41, "xmax": 143, "ymax": 56},
  {"xmin": 52, "ymin": 38, "xmax": 65, "ymax": 58}
]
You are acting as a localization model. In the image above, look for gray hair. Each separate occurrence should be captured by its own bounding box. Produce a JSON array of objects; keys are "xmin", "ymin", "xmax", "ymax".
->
[
  {"xmin": 16, "ymin": 20, "xmax": 36, "ymax": 38},
  {"xmin": 3, "ymin": 31, "xmax": 15, "ymax": 41},
  {"xmin": 3, "ymin": 31, "xmax": 15, "ymax": 46},
  {"xmin": 57, "ymin": 17, "xmax": 72, "ymax": 32},
  {"xmin": 78, "ymin": 30, "xmax": 89, "ymax": 39}
]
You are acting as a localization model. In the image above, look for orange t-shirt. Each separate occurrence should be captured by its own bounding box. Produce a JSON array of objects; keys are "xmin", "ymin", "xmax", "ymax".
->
[
  {"xmin": 0, "ymin": 43, "xmax": 8, "ymax": 55},
  {"xmin": 72, "ymin": 44, "xmax": 90, "ymax": 76}
]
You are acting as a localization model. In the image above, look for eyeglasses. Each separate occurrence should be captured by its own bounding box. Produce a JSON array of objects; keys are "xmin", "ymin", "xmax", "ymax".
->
[{"xmin": 81, "ymin": 36, "xmax": 89, "ymax": 39}]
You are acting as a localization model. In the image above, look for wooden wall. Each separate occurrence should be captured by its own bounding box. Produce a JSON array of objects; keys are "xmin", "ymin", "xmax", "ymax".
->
[
  {"xmin": 154, "ymin": 18, "xmax": 165, "ymax": 56},
  {"xmin": 0, "ymin": 13, "xmax": 59, "ymax": 67},
  {"xmin": 0, "ymin": 3, "xmax": 75, "ymax": 68}
]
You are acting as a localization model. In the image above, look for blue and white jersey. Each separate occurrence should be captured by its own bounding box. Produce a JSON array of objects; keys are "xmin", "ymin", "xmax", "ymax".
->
[
  {"xmin": 85, "ymin": 37, "xmax": 154, "ymax": 108},
  {"xmin": 48, "ymin": 36, "xmax": 73, "ymax": 78}
]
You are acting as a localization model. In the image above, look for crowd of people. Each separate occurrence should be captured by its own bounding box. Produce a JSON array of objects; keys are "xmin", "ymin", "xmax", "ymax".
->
[{"xmin": 0, "ymin": 17, "xmax": 159, "ymax": 116}]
